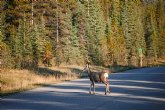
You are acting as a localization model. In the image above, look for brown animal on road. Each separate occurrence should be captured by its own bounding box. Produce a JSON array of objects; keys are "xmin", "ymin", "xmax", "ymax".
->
[{"xmin": 82, "ymin": 63, "xmax": 110, "ymax": 95}]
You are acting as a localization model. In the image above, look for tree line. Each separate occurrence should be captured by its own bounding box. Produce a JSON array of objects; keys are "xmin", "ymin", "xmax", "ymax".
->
[{"xmin": 0, "ymin": 0, "xmax": 164, "ymax": 69}]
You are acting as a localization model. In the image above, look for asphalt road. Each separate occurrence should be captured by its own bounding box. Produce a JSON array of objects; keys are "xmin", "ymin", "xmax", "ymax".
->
[{"xmin": 1, "ymin": 66, "xmax": 165, "ymax": 110}]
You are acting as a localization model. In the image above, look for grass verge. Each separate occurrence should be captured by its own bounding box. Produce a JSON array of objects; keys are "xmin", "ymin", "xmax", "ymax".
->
[
  {"xmin": 0, "ymin": 66, "xmax": 82, "ymax": 97},
  {"xmin": 1, "ymin": 63, "xmax": 157, "ymax": 97}
]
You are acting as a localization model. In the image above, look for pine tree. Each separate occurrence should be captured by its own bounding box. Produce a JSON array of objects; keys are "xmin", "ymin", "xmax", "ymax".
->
[
  {"xmin": 108, "ymin": 0, "xmax": 120, "ymax": 65},
  {"xmin": 144, "ymin": 4, "xmax": 159, "ymax": 65},
  {"xmin": 105, "ymin": 0, "xmax": 127, "ymax": 66},
  {"xmin": 85, "ymin": 0, "xmax": 105, "ymax": 65},
  {"xmin": 156, "ymin": 0, "xmax": 165, "ymax": 57},
  {"xmin": 31, "ymin": 24, "xmax": 40, "ymax": 67},
  {"xmin": 53, "ymin": 2, "xmax": 73, "ymax": 65},
  {"xmin": 69, "ymin": 23, "xmax": 84, "ymax": 64},
  {"xmin": 37, "ymin": 14, "xmax": 48, "ymax": 63},
  {"xmin": 120, "ymin": 0, "xmax": 147, "ymax": 67},
  {"xmin": 0, "ymin": 5, "xmax": 11, "ymax": 68},
  {"xmin": 129, "ymin": 1, "xmax": 146, "ymax": 66},
  {"xmin": 1, "ymin": 0, "xmax": 164, "ymax": 68},
  {"xmin": 15, "ymin": 15, "xmax": 33, "ymax": 68},
  {"xmin": 0, "ymin": 17, "xmax": 4, "ymax": 68},
  {"xmin": 76, "ymin": 1, "xmax": 89, "ymax": 64}
]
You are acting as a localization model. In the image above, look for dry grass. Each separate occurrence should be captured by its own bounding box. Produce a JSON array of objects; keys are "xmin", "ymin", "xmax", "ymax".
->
[
  {"xmin": 0, "ymin": 65, "xmax": 117, "ymax": 97},
  {"xmin": 158, "ymin": 56, "xmax": 165, "ymax": 66},
  {"xmin": 0, "ymin": 66, "xmax": 81, "ymax": 96}
]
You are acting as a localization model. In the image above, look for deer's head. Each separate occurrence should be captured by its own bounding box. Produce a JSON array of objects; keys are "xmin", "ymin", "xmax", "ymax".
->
[{"xmin": 82, "ymin": 63, "xmax": 90, "ymax": 73}]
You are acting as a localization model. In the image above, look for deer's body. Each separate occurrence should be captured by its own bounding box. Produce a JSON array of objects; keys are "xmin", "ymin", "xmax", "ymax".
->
[{"xmin": 83, "ymin": 64, "xmax": 110, "ymax": 95}]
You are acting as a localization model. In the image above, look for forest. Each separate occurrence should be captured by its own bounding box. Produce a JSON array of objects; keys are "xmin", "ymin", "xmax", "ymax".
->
[{"xmin": 0, "ymin": 0, "xmax": 165, "ymax": 69}]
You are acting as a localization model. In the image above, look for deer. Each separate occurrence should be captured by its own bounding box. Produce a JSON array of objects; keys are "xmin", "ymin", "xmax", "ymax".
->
[{"xmin": 82, "ymin": 63, "xmax": 110, "ymax": 95}]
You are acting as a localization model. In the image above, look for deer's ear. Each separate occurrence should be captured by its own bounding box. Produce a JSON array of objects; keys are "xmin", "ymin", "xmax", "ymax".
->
[{"xmin": 86, "ymin": 63, "xmax": 89, "ymax": 68}]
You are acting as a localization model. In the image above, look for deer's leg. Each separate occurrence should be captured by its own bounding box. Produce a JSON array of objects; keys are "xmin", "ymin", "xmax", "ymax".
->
[
  {"xmin": 105, "ymin": 82, "xmax": 110, "ymax": 95},
  {"xmin": 107, "ymin": 83, "xmax": 110, "ymax": 94},
  {"xmin": 93, "ymin": 82, "xmax": 95, "ymax": 94},
  {"xmin": 90, "ymin": 82, "xmax": 95, "ymax": 94},
  {"xmin": 106, "ymin": 83, "xmax": 110, "ymax": 94},
  {"xmin": 105, "ymin": 84, "xmax": 107, "ymax": 95},
  {"xmin": 89, "ymin": 83, "xmax": 92, "ymax": 94}
]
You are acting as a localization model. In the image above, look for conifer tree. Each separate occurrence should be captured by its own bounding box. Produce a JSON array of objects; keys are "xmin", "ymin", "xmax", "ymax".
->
[
  {"xmin": 0, "ymin": 16, "xmax": 12, "ymax": 68},
  {"xmin": 85, "ymin": 0, "xmax": 105, "ymax": 65},
  {"xmin": 31, "ymin": 24, "xmax": 40, "ymax": 67},
  {"xmin": 15, "ymin": 15, "xmax": 33, "ymax": 68},
  {"xmin": 76, "ymin": 1, "xmax": 89, "ymax": 64},
  {"xmin": 156, "ymin": 0, "xmax": 165, "ymax": 57},
  {"xmin": 1, "ymin": 0, "xmax": 164, "ymax": 68},
  {"xmin": 144, "ymin": 4, "xmax": 159, "ymax": 64},
  {"xmin": 37, "ymin": 14, "xmax": 48, "ymax": 63}
]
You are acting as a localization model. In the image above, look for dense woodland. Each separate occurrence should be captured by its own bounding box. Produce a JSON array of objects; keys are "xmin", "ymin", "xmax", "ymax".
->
[{"xmin": 0, "ymin": 0, "xmax": 164, "ymax": 69}]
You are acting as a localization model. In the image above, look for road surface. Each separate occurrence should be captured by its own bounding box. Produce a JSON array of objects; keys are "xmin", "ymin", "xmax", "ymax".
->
[{"xmin": 1, "ymin": 66, "xmax": 165, "ymax": 110}]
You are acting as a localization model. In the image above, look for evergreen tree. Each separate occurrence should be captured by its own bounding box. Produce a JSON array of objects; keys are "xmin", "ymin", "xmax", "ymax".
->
[
  {"xmin": 69, "ymin": 22, "xmax": 84, "ymax": 64},
  {"xmin": 85, "ymin": 0, "xmax": 105, "ymax": 65},
  {"xmin": 37, "ymin": 14, "xmax": 48, "ymax": 62},
  {"xmin": 120, "ymin": 0, "xmax": 147, "ymax": 66},
  {"xmin": 129, "ymin": 1, "xmax": 146, "ymax": 66},
  {"xmin": 1, "ymin": 0, "xmax": 164, "ymax": 68},
  {"xmin": 31, "ymin": 24, "xmax": 40, "ymax": 67},
  {"xmin": 76, "ymin": 1, "xmax": 88, "ymax": 64},
  {"xmin": 15, "ymin": 15, "xmax": 33, "ymax": 68},
  {"xmin": 156, "ymin": 0, "xmax": 165, "ymax": 57},
  {"xmin": 0, "ymin": 2, "xmax": 13, "ymax": 68},
  {"xmin": 144, "ymin": 4, "xmax": 159, "ymax": 65},
  {"xmin": 0, "ymin": 17, "xmax": 4, "ymax": 68}
]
